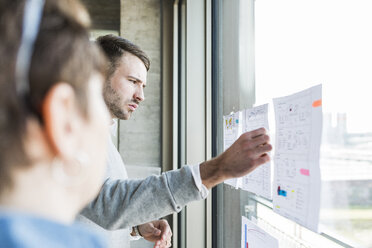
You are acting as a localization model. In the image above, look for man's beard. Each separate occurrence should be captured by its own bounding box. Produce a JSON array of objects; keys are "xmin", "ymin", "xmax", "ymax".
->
[{"xmin": 103, "ymin": 82, "xmax": 130, "ymax": 120}]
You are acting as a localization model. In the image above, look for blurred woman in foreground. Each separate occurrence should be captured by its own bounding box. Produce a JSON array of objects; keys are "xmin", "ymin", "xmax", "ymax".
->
[{"xmin": 0, "ymin": 0, "xmax": 110, "ymax": 247}]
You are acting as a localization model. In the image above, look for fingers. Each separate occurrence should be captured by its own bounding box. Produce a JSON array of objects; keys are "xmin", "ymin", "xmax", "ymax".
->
[
  {"xmin": 154, "ymin": 221, "xmax": 172, "ymax": 248},
  {"xmin": 244, "ymin": 127, "xmax": 266, "ymax": 139},
  {"xmin": 241, "ymin": 128, "xmax": 272, "ymax": 159},
  {"xmin": 165, "ymin": 238, "xmax": 172, "ymax": 248},
  {"xmin": 152, "ymin": 227, "xmax": 161, "ymax": 236},
  {"xmin": 254, "ymin": 143, "xmax": 272, "ymax": 158},
  {"xmin": 140, "ymin": 222, "xmax": 160, "ymax": 237},
  {"xmin": 158, "ymin": 220, "xmax": 171, "ymax": 241},
  {"xmin": 248, "ymin": 133, "xmax": 270, "ymax": 149},
  {"xmin": 155, "ymin": 237, "xmax": 172, "ymax": 248},
  {"xmin": 252, "ymin": 153, "xmax": 271, "ymax": 167}
]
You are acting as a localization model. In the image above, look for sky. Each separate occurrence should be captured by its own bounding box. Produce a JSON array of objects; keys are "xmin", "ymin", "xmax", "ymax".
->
[{"xmin": 254, "ymin": 0, "xmax": 372, "ymax": 133}]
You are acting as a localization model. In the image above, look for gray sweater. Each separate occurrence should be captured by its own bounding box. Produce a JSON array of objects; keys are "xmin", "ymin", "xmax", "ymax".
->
[
  {"xmin": 80, "ymin": 165, "xmax": 202, "ymax": 230},
  {"xmin": 77, "ymin": 123, "xmax": 203, "ymax": 247}
]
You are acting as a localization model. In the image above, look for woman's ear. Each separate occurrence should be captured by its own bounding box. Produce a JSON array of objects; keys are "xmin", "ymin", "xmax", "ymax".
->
[{"xmin": 41, "ymin": 83, "xmax": 82, "ymax": 160}]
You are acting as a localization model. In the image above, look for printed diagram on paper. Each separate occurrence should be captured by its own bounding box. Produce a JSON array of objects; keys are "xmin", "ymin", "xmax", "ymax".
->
[
  {"xmin": 223, "ymin": 105, "xmax": 271, "ymax": 195},
  {"xmin": 241, "ymin": 216, "xmax": 278, "ymax": 248},
  {"xmin": 272, "ymin": 85, "xmax": 322, "ymax": 232},
  {"xmin": 241, "ymin": 104, "xmax": 272, "ymax": 199}
]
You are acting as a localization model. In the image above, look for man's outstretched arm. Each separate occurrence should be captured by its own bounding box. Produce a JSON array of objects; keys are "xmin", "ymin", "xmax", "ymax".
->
[{"xmin": 80, "ymin": 127, "xmax": 271, "ymax": 230}]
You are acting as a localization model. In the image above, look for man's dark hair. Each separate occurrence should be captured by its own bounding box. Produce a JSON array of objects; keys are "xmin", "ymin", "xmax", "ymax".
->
[{"xmin": 96, "ymin": 34, "xmax": 150, "ymax": 78}]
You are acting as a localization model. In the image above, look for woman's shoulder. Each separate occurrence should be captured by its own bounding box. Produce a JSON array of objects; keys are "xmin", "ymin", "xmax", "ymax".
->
[{"xmin": 0, "ymin": 212, "xmax": 106, "ymax": 248}]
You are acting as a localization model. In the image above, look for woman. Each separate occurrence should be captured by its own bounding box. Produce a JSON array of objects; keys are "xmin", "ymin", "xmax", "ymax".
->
[{"xmin": 0, "ymin": 0, "xmax": 110, "ymax": 247}]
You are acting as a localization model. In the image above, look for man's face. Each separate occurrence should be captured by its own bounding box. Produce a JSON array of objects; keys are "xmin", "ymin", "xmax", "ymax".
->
[{"xmin": 104, "ymin": 52, "xmax": 147, "ymax": 120}]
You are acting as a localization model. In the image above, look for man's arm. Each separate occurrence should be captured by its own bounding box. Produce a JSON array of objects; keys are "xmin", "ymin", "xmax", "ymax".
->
[
  {"xmin": 80, "ymin": 165, "xmax": 202, "ymax": 230},
  {"xmin": 80, "ymin": 128, "xmax": 271, "ymax": 230}
]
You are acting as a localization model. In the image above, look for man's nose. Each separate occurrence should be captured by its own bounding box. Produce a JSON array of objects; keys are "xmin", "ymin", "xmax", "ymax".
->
[{"xmin": 134, "ymin": 87, "xmax": 145, "ymax": 102}]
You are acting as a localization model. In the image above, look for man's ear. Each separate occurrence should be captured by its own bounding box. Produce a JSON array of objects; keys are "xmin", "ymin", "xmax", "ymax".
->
[{"xmin": 41, "ymin": 83, "xmax": 80, "ymax": 159}]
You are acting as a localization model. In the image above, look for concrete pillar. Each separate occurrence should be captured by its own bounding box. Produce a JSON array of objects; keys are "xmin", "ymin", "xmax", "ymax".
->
[{"xmin": 119, "ymin": 0, "xmax": 162, "ymax": 178}]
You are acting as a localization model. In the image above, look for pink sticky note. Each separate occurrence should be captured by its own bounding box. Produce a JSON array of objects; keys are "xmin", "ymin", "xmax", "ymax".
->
[{"xmin": 300, "ymin": 168, "xmax": 310, "ymax": 176}]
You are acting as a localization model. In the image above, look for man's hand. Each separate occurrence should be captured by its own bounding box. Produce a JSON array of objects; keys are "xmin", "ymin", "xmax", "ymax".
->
[
  {"xmin": 137, "ymin": 220, "xmax": 172, "ymax": 248},
  {"xmin": 200, "ymin": 127, "xmax": 272, "ymax": 189}
]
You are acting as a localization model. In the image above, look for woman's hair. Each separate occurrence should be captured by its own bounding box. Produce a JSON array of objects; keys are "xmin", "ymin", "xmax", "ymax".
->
[{"xmin": 0, "ymin": 0, "xmax": 107, "ymax": 193}]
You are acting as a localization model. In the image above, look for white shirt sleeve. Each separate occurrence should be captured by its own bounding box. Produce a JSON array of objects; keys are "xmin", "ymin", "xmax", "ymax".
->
[{"xmin": 189, "ymin": 164, "xmax": 209, "ymax": 199}]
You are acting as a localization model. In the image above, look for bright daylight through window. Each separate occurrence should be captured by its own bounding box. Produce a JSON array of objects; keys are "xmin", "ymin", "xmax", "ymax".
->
[{"xmin": 255, "ymin": 0, "xmax": 372, "ymax": 247}]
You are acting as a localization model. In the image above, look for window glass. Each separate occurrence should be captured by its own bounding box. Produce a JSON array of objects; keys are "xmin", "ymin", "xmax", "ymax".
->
[
  {"xmin": 214, "ymin": 1, "xmax": 257, "ymax": 247},
  {"xmin": 255, "ymin": 0, "xmax": 372, "ymax": 247}
]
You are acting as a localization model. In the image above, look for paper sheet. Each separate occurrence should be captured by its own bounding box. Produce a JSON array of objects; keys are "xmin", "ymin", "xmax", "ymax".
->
[
  {"xmin": 241, "ymin": 216, "xmax": 279, "ymax": 248},
  {"xmin": 272, "ymin": 85, "xmax": 322, "ymax": 232},
  {"xmin": 223, "ymin": 111, "xmax": 243, "ymax": 188},
  {"xmin": 241, "ymin": 104, "xmax": 272, "ymax": 199}
]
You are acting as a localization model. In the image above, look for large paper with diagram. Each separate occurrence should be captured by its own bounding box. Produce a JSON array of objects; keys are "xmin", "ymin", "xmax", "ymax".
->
[{"xmin": 272, "ymin": 85, "xmax": 322, "ymax": 232}]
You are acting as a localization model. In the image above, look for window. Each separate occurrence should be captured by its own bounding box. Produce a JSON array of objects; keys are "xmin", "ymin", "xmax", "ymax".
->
[
  {"xmin": 256, "ymin": 0, "xmax": 372, "ymax": 247},
  {"xmin": 213, "ymin": 0, "xmax": 372, "ymax": 247}
]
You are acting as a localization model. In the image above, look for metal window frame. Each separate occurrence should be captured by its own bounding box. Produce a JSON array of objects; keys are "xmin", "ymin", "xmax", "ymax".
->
[{"xmin": 171, "ymin": 0, "xmax": 212, "ymax": 248}]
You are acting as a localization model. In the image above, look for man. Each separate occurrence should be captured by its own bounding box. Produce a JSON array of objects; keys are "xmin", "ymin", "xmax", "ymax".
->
[
  {"xmin": 77, "ymin": 36, "xmax": 172, "ymax": 248},
  {"xmin": 79, "ymin": 35, "xmax": 272, "ymax": 247}
]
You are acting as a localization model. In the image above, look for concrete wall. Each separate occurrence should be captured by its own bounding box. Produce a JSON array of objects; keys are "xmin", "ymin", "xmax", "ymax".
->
[
  {"xmin": 119, "ymin": 0, "xmax": 162, "ymax": 179},
  {"xmin": 119, "ymin": 2, "xmax": 163, "ymax": 248},
  {"xmin": 81, "ymin": 0, "xmax": 120, "ymax": 30}
]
